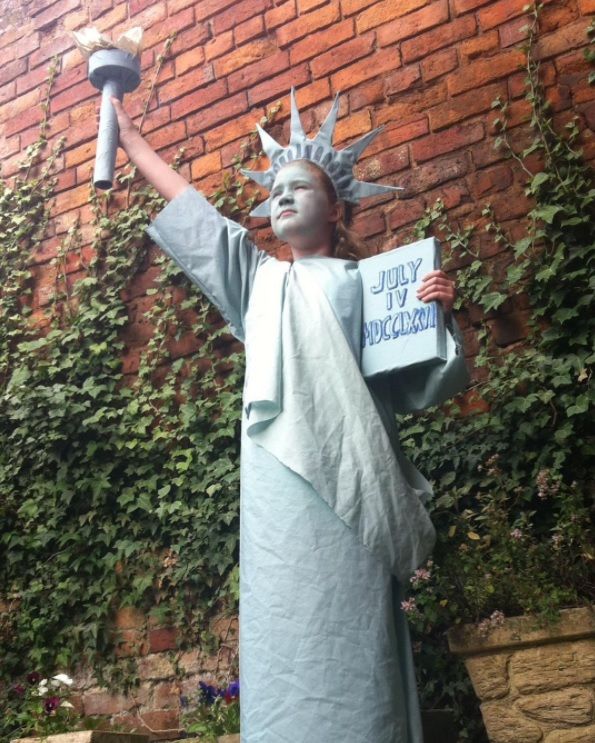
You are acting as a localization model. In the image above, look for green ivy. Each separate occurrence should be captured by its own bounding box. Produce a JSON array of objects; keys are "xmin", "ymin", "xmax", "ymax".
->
[{"xmin": 401, "ymin": 6, "xmax": 594, "ymax": 740}]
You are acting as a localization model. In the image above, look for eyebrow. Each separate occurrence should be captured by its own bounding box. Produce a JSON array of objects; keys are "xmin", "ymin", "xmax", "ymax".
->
[{"xmin": 271, "ymin": 178, "xmax": 311, "ymax": 195}]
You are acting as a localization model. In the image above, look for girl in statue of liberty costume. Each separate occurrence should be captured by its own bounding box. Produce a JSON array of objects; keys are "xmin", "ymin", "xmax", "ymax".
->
[{"xmin": 112, "ymin": 90, "xmax": 467, "ymax": 742}]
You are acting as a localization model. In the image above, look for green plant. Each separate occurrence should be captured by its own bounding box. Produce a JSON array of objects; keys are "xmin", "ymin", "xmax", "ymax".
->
[
  {"xmin": 399, "ymin": 5, "xmax": 594, "ymax": 740},
  {"xmin": 0, "ymin": 46, "xmax": 281, "ymax": 691},
  {"xmin": 0, "ymin": 671, "xmax": 91, "ymax": 740},
  {"xmin": 181, "ymin": 679, "xmax": 240, "ymax": 741}
]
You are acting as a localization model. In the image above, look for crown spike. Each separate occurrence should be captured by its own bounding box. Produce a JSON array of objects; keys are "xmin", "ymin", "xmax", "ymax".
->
[
  {"xmin": 315, "ymin": 92, "xmax": 340, "ymax": 146},
  {"xmin": 289, "ymin": 87, "xmax": 306, "ymax": 145},
  {"xmin": 246, "ymin": 90, "xmax": 401, "ymax": 218}
]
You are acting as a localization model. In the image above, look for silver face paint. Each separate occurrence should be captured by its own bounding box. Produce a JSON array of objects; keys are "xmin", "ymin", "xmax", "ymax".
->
[{"xmin": 270, "ymin": 162, "xmax": 335, "ymax": 252}]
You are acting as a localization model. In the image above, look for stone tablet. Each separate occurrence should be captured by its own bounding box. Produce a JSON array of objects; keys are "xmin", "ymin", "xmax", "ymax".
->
[{"xmin": 360, "ymin": 237, "xmax": 446, "ymax": 377}]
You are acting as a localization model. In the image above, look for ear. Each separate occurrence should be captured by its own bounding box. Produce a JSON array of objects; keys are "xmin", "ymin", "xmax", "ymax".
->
[{"xmin": 328, "ymin": 200, "xmax": 342, "ymax": 224}]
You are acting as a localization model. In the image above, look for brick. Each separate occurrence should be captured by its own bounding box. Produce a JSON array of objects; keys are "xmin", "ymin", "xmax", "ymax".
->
[
  {"xmin": 341, "ymin": 0, "xmax": 377, "ymax": 14},
  {"xmin": 158, "ymin": 65, "xmax": 215, "ymax": 103},
  {"xmin": 170, "ymin": 78, "xmax": 228, "ymax": 120},
  {"xmin": 470, "ymin": 163, "xmax": 513, "ymax": 198},
  {"xmin": 535, "ymin": 20, "xmax": 592, "ymax": 61},
  {"xmin": 387, "ymin": 199, "xmax": 425, "ymax": 230},
  {"xmin": 114, "ymin": 628, "xmax": 148, "ymax": 658},
  {"xmin": 51, "ymin": 79, "xmax": 96, "ymax": 114},
  {"xmin": 204, "ymin": 107, "xmax": 264, "ymax": 150},
  {"xmin": 194, "ymin": 0, "xmax": 240, "ymax": 22},
  {"xmin": 368, "ymin": 118, "xmax": 429, "ymax": 156},
  {"xmin": 4, "ymin": 105, "xmax": 43, "ymax": 138},
  {"xmin": 402, "ymin": 15, "xmax": 476, "ymax": 62},
  {"xmin": 376, "ymin": 83, "xmax": 448, "ymax": 125},
  {"xmin": 190, "ymin": 151, "xmax": 222, "ymax": 180},
  {"xmin": 349, "ymin": 79, "xmax": 384, "ymax": 111},
  {"xmin": 333, "ymin": 108, "xmax": 372, "ymax": 145},
  {"xmin": 83, "ymin": 689, "xmax": 130, "ymax": 716},
  {"xmin": 422, "ymin": 48, "xmax": 458, "ymax": 82},
  {"xmin": 205, "ymin": 30, "xmax": 234, "ymax": 62},
  {"xmin": 15, "ymin": 63, "xmax": 53, "ymax": 97},
  {"xmin": 2, "ymin": 32, "xmax": 40, "ymax": 65},
  {"xmin": 357, "ymin": 143, "xmax": 409, "ymax": 183},
  {"xmin": 399, "ymin": 153, "xmax": 468, "ymax": 195},
  {"xmin": 147, "ymin": 121, "xmax": 187, "ymax": 151},
  {"xmin": 174, "ymin": 22, "xmax": 210, "ymax": 58},
  {"xmin": 498, "ymin": 17, "xmax": 529, "ymax": 49},
  {"xmin": 460, "ymin": 30, "xmax": 500, "ymax": 62},
  {"xmin": 213, "ymin": 0, "xmax": 270, "ymax": 34},
  {"xmin": 412, "ymin": 121, "xmax": 484, "ymax": 162},
  {"xmin": 248, "ymin": 62, "xmax": 310, "ymax": 106},
  {"xmin": 0, "ymin": 58, "xmax": 26, "ymax": 87},
  {"xmin": 139, "ymin": 710, "xmax": 180, "ymax": 735},
  {"xmin": 64, "ymin": 140, "xmax": 97, "ymax": 169},
  {"xmin": 148, "ymin": 626, "xmax": 178, "ymax": 653},
  {"xmin": 228, "ymin": 50, "xmax": 289, "ymax": 94},
  {"xmin": 448, "ymin": 49, "xmax": 525, "ymax": 95},
  {"xmin": 214, "ymin": 40, "xmax": 279, "ymax": 78},
  {"xmin": 429, "ymin": 81, "xmax": 506, "ymax": 129},
  {"xmin": 353, "ymin": 206, "xmax": 386, "ymax": 237},
  {"xmin": 385, "ymin": 65, "xmax": 422, "ymax": 96},
  {"xmin": 578, "ymin": 0, "xmax": 595, "ymax": 11},
  {"xmin": 332, "ymin": 48, "xmax": 400, "ymax": 92},
  {"xmin": 29, "ymin": 33, "xmax": 74, "ymax": 70},
  {"xmin": 290, "ymin": 18, "xmax": 354, "ymax": 66},
  {"xmin": 235, "ymin": 14, "xmax": 266, "ymax": 44},
  {"xmin": 292, "ymin": 77, "xmax": 332, "ymax": 110},
  {"xmin": 143, "ymin": 7, "xmax": 195, "ymax": 50},
  {"xmin": 89, "ymin": 2, "xmax": 127, "ymax": 33},
  {"xmin": 356, "ymin": 0, "xmax": 428, "ymax": 33},
  {"xmin": 0, "ymin": 134, "xmax": 20, "ymax": 159},
  {"xmin": 187, "ymin": 92, "xmax": 248, "ymax": 135},
  {"xmin": 153, "ymin": 681, "xmax": 181, "ymax": 708},
  {"xmin": 311, "ymin": 33, "xmax": 374, "ymax": 79},
  {"xmin": 33, "ymin": 0, "xmax": 80, "ymax": 31},
  {"xmin": 276, "ymin": 1, "xmax": 340, "ymax": 46},
  {"xmin": 89, "ymin": 0, "xmax": 113, "ymax": 20},
  {"xmin": 299, "ymin": 0, "xmax": 326, "ymax": 10},
  {"xmin": 53, "ymin": 184, "xmax": 92, "ymax": 216},
  {"xmin": 265, "ymin": 0, "xmax": 297, "ymax": 30},
  {"xmin": 477, "ymin": 0, "xmax": 529, "ymax": 32},
  {"xmin": 453, "ymin": 0, "xmax": 491, "ymax": 14},
  {"xmin": 377, "ymin": 1, "xmax": 450, "ymax": 46},
  {"xmin": 130, "ymin": 0, "xmax": 155, "ymax": 13},
  {"xmin": 52, "ymin": 64, "xmax": 87, "ymax": 96}
]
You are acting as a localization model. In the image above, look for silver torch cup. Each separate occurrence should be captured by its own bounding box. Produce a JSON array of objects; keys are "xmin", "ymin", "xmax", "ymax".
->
[{"xmin": 88, "ymin": 48, "xmax": 141, "ymax": 189}]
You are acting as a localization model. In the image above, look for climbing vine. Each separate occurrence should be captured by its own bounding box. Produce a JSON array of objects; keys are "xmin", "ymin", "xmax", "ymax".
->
[
  {"xmin": 0, "ymin": 39, "xmax": 280, "ymax": 691},
  {"xmin": 399, "ymin": 6, "xmax": 594, "ymax": 739}
]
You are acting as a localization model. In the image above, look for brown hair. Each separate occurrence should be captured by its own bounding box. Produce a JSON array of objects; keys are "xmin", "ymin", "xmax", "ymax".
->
[{"xmin": 298, "ymin": 160, "xmax": 369, "ymax": 261}]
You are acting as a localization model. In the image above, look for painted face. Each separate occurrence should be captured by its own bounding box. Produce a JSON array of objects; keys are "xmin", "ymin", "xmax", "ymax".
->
[{"xmin": 269, "ymin": 161, "xmax": 338, "ymax": 251}]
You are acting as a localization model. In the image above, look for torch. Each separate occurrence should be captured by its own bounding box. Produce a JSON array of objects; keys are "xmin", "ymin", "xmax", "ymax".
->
[{"xmin": 73, "ymin": 27, "xmax": 143, "ymax": 189}]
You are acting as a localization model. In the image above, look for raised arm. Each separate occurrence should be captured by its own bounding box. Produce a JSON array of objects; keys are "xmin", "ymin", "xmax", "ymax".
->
[{"xmin": 111, "ymin": 97, "xmax": 188, "ymax": 202}]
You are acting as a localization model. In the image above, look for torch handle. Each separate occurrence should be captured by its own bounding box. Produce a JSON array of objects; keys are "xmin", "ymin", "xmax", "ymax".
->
[{"xmin": 93, "ymin": 78, "xmax": 124, "ymax": 189}]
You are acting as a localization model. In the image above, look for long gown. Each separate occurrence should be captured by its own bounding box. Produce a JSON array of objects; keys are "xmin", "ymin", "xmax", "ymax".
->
[{"xmin": 147, "ymin": 187, "xmax": 468, "ymax": 743}]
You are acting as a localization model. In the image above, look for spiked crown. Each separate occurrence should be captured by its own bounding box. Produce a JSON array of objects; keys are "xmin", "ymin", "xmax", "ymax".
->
[{"xmin": 242, "ymin": 89, "xmax": 402, "ymax": 218}]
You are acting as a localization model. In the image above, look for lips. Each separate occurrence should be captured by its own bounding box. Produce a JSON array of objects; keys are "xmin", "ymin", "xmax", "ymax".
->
[{"xmin": 278, "ymin": 209, "xmax": 297, "ymax": 218}]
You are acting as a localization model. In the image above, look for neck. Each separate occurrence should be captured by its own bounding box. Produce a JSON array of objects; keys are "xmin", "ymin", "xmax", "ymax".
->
[{"xmin": 289, "ymin": 241, "xmax": 333, "ymax": 261}]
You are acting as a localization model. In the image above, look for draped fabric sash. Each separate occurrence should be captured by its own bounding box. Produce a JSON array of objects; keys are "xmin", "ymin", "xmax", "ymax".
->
[{"xmin": 243, "ymin": 261, "xmax": 435, "ymax": 583}]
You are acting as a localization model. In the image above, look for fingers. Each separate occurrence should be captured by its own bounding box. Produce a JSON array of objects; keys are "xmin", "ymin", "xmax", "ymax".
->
[{"xmin": 417, "ymin": 270, "xmax": 456, "ymax": 314}]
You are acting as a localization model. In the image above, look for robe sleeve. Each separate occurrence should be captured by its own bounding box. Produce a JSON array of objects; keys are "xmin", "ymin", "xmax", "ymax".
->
[
  {"xmin": 370, "ymin": 317, "xmax": 470, "ymax": 414},
  {"xmin": 146, "ymin": 186, "xmax": 268, "ymax": 342}
]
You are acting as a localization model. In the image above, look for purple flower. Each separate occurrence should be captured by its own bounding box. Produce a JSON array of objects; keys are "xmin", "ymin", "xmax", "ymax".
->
[
  {"xmin": 180, "ymin": 694, "xmax": 189, "ymax": 709},
  {"xmin": 44, "ymin": 695, "xmax": 61, "ymax": 714},
  {"xmin": 26, "ymin": 671, "xmax": 41, "ymax": 685},
  {"xmin": 11, "ymin": 683, "xmax": 26, "ymax": 697},
  {"xmin": 224, "ymin": 680, "xmax": 240, "ymax": 704},
  {"xmin": 198, "ymin": 681, "xmax": 220, "ymax": 705}
]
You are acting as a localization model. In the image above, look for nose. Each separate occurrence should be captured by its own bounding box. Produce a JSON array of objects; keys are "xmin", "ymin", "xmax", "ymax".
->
[{"xmin": 278, "ymin": 189, "xmax": 294, "ymax": 206}]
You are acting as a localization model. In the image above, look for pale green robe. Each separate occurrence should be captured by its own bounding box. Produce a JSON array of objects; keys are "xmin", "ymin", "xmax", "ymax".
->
[{"xmin": 148, "ymin": 187, "xmax": 468, "ymax": 743}]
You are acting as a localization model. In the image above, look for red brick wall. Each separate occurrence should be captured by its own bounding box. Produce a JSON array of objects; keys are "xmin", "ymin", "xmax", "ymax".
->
[{"xmin": 1, "ymin": 0, "xmax": 593, "ymax": 736}]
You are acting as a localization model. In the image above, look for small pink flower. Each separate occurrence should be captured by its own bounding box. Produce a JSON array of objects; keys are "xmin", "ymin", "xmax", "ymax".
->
[
  {"xmin": 410, "ymin": 568, "xmax": 431, "ymax": 586},
  {"xmin": 400, "ymin": 598, "xmax": 418, "ymax": 614},
  {"xmin": 510, "ymin": 528, "xmax": 523, "ymax": 541}
]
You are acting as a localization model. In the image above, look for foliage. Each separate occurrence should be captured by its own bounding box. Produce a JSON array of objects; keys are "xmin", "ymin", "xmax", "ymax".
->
[
  {"xmin": 0, "ymin": 671, "xmax": 92, "ymax": 740},
  {"xmin": 399, "ymin": 6, "xmax": 594, "ymax": 740},
  {"xmin": 0, "ymin": 43, "xmax": 280, "ymax": 686},
  {"xmin": 181, "ymin": 679, "xmax": 240, "ymax": 741}
]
